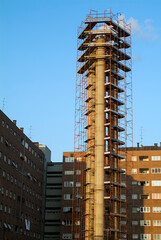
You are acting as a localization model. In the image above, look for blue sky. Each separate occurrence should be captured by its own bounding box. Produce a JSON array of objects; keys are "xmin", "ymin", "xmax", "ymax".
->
[{"xmin": 0, "ymin": 0, "xmax": 161, "ymax": 161}]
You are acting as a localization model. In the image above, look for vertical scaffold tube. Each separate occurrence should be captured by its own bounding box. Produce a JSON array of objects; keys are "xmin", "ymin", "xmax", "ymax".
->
[
  {"xmin": 85, "ymin": 68, "xmax": 95, "ymax": 240},
  {"xmin": 94, "ymin": 35, "xmax": 105, "ymax": 240}
]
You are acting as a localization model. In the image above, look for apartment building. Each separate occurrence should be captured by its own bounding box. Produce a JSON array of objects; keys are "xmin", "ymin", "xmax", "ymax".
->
[
  {"xmin": 0, "ymin": 110, "xmax": 45, "ymax": 240},
  {"xmin": 39, "ymin": 145, "xmax": 51, "ymax": 240},
  {"xmin": 60, "ymin": 152, "xmax": 85, "ymax": 240},
  {"xmin": 121, "ymin": 143, "xmax": 161, "ymax": 240},
  {"xmin": 43, "ymin": 162, "xmax": 62, "ymax": 240}
]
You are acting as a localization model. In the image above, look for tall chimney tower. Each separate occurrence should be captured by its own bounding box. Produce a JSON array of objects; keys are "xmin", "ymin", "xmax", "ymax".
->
[{"xmin": 73, "ymin": 10, "xmax": 132, "ymax": 240}]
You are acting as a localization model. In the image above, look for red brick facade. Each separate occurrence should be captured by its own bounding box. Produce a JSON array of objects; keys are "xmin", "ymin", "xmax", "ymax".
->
[{"xmin": 0, "ymin": 110, "xmax": 44, "ymax": 240}]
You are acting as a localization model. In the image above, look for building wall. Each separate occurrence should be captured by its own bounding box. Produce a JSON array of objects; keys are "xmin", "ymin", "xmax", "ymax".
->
[
  {"xmin": 121, "ymin": 144, "xmax": 161, "ymax": 240},
  {"xmin": 60, "ymin": 152, "xmax": 85, "ymax": 240},
  {"xmin": 39, "ymin": 145, "xmax": 51, "ymax": 240},
  {"xmin": 0, "ymin": 110, "xmax": 44, "ymax": 240},
  {"xmin": 44, "ymin": 162, "xmax": 62, "ymax": 240}
]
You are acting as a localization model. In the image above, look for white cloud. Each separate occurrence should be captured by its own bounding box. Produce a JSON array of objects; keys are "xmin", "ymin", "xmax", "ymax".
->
[
  {"xmin": 132, "ymin": 54, "xmax": 142, "ymax": 64},
  {"xmin": 127, "ymin": 17, "xmax": 158, "ymax": 42},
  {"xmin": 99, "ymin": 15, "xmax": 158, "ymax": 43},
  {"xmin": 128, "ymin": 17, "xmax": 141, "ymax": 34}
]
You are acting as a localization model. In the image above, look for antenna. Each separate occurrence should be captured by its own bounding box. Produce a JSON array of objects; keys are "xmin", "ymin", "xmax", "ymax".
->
[
  {"xmin": 29, "ymin": 125, "xmax": 32, "ymax": 140},
  {"xmin": 140, "ymin": 126, "xmax": 143, "ymax": 146},
  {"xmin": 2, "ymin": 98, "xmax": 5, "ymax": 111}
]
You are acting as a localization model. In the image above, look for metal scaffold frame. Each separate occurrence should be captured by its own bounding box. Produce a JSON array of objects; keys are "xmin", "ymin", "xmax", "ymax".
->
[{"xmin": 73, "ymin": 9, "xmax": 133, "ymax": 240}]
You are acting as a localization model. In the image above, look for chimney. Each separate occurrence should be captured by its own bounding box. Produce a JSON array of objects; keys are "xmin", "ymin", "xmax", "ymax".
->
[
  {"xmin": 20, "ymin": 127, "xmax": 24, "ymax": 132},
  {"xmin": 34, "ymin": 142, "xmax": 39, "ymax": 147},
  {"xmin": 137, "ymin": 142, "xmax": 139, "ymax": 148},
  {"xmin": 13, "ymin": 120, "xmax": 17, "ymax": 125},
  {"xmin": 154, "ymin": 143, "xmax": 158, "ymax": 147}
]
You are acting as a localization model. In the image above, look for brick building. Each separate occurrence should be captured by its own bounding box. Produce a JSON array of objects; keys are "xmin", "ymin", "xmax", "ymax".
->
[
  {"xmin": 0, "ymin": 110, "xmax": 45, "ymax": 240},
  {"xmin": 59, "ymin": 146, "xmax": 161, "ymax": 240},
  {"xmin": 121, "ymin": 143, "xmax": 161, "ymax": 240}
]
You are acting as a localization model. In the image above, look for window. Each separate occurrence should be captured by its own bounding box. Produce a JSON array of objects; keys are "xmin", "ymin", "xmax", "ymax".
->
[
  {"xmin": 132, "ymin": 221, "xmax": 138, "ymax": 226},
  {"xmin": 121, "ymin": 195, "xmax": 126, "ymax": 200},
  {"xmin": 132, "ymin": 234, "xmax": 138, "ymax": 239},
  {"xmin": 1, "ymin": 136, "xmax": 4, "ymax": 143},
  {"xmin": 139, "ymin": 156, "xmax": 149, "ymax": 161},
  {"xmin": 131, "ymin": 156, "xmax": 137, "ymax": 161},
  {"xmin": 121, "ymin": 221, "xmax": 126, "ymax": 225},
  {"xmin": 140, "ymin": 234, "xmax": 151, "ymax": 239},
  {"xmin": 139, "ymin": 181, "xmax": 149, "ymax": 186},
  {"xmin": 139, "ymin": 168, "xmax": 149, "ymax": 174},
  {"xmin": 3, "ymin": 171, "xmax": 6, "ymax": 178},
  {"xmin": 65, "ymin": 157, "xmax": 74, "ymax": 163},
  {"xmin": 13, "ymin": 193, "xmax": 16, "ymax": 200},
  {"xmin": 11, "ymin": 176, "xmax": 13, "ymax": 183},
  {"xmin": 9, "ymin": 192, "xmax": 12, "ymax": 199},
  {"xmin": 76, "ymin": 170, "xmax": 81, "ymax": 175},
  {"xmin": 8, "ymin": 207, "xmax": 11, "ymax": 214},
  {"xmin": 76, "ymin": 182, "xmax": 81, "ymax": 187},
  {"xmin": 74, "ymin": 234, "xmax": 80, "ymax": 239},
  {"xmin": 7, "ymin": 174, "xmax": 10, "ymax": 181},
  {"xmin": 76, "ymin": 157, "xmax": 82, "ymax": 162},
  {"xmin": 64, "ymin": 171, "xmax": 74, "ymax": 175},
  {"xmin": 75, "ymin": 194, "xmax": 82, "ymax": 200},
  {"xmin": 63, "ymin": 207, "xmax": 72, "ymax": 213},
  {"xmin": 152, "ymin": 168, "xmax": 161, "ymax": 174},
  {"xmin": 1, "ymin": 187, "xmax": 4, "ymax": 195},
  {"xmin": 4, "ymin": 206, "xmax": 7, "ymax": 213},
  {"xmin": 0, "ymin": 204, "xmax": 2, "ymax": 211},
  {"xmin": 153, "ymin": 220, "xmax": 161, "ymax": 226},
  {"xmin": 153, "ymin": 234, "xmax": 161, "ymax": 240},
  {"xmin": 132, "ymin": 181, "xmax": 137, "ymax": 185},
  {"xmin": 64, "ymin": 194, "xmax": 72, "ymax": 200},
  {"xmin": 64, "ymin": 181, "xmax": 73, "ymax": 187},
  {"xmin": 140, "ymin": 207, "xmax": 150, "ymax": 213},
  {"xmin": 75, "ymin": 220, "xmax": 80, "ymax": 226},
  {"xmin": 121, "ymin": 208, "xmax": 126, "ymax": 213},
  {"xmin": 25, "ymin": 142, "xmax": 28, "ymax": 149},
  {"xmin": 132, "ymin": 208, "xmax": 140, "ymax": 213},
  {"xmin": 151, "ymin": 156, "xmax": 161, "ymax": 161},
  {"xmin": 152, "ymin": 181, "xmax": 161, "ymax": 186},
  {"xmin": 132, "ymin": 194, "xmax": 137, "ymax": 199},
  {"xmin": 120, "ymin": 158, "xmax": 125, "ymax": 162},
  {"xmin": 152, "ymin": 193, "xmax": 161, "ymax": 199},
  {"xmin": 1, "ymin": 121, "xmax": 5, "ymax": 127},
  {"xmin": 21, "ymin": 138, "xmax": 24, "ymax": 145},
  {"xmin": 140, "ymin": 220, "xmax": 151, "ymax": 226},
  {"xmin": 75, "ymin": 207, "xmax": 80, "ymax": 212},
  {"xmin": 153, "ymin": 207, "xmax": 161, "ymax": 213},
  {"xmin": 131, "ymin": 169, "xmax": 137, "ymax": 174},
  {"xmin": 62, "ymin": 220, "xmax": 72, "ymax": 226},
  {"xmin": 121, "ymin": 234, "xmax": 126, "ymax": 239},
  {"xmin": 6, "ymin": 189, "xmax": 8, "ymax": 196},
  {"xmin": 0, "ymin": 152, "xmax": 1, "ymax": 158},
  {"xmin": 121, "ymin": 182, "xmax": 126, "ymax": 187},
  {"xmin": 121, "ymin": 169, "xmax": 126, "ymax": 174},
  {"xmin": 62, "ymin": 233, "xmax": 72, "ymax": 239},
  {"xmin": 140, "ymin": 194, "xmax": 150, "ymax": 199},
  {"xmin": 4, "ymin": 155, "xmax": 7, "ymax": 163}
]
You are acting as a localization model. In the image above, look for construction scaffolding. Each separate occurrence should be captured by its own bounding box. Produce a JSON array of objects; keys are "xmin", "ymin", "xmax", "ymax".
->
[{"xmin": 73, "ymin": 10, "xmax": 132, "ymax": 240}]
